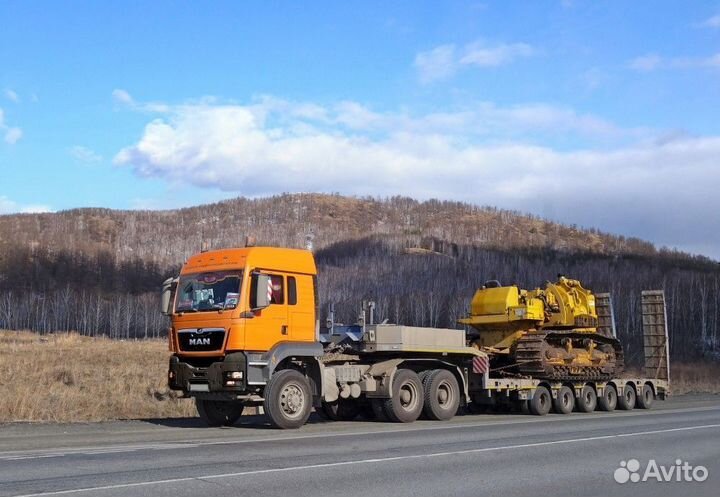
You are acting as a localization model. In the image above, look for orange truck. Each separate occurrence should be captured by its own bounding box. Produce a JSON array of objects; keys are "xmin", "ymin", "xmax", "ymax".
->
[{"xmin": 163, "ymin": 246, "xmax": 669, "ymax": 429}]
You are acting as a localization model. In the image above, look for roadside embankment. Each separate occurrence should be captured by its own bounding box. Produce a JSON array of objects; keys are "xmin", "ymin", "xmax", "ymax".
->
[{"xmin": 0, "ymin": 330, "xmax": 717, "ymax": 423}]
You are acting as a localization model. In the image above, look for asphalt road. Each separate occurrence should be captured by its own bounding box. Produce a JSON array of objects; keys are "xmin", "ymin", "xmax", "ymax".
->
[{"xmin": 0, "ymin": 395, "xmax": 718, "ymax": 497}]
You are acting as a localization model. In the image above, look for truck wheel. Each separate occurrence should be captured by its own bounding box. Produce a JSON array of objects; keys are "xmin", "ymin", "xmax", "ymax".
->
[
  {"xmin": 383, "ymin": 369, "xmax": 424, "ymax": 423},
  {"xmin": 636, "ymin": 384, "xmax": 654, "ymax": 409},
  {"xmin": 617, "ymin": 384, "xmax": 636, "ymax": 410},
  {"xmin": 553, "ymin": 386, "xmax": 575, "ymax": 414},
  {"xmin": 598, "ymin": 385, "xmax": 618, "ymax": 412},
  {"xmin": 263, "ymin": 369, "xmax": 312, "ymax": 429},
  {"xmin": 528, "ymin": 386, "xmax": 552, "ymax": 416},
  {"xmin": 196, "ymin": 399, "xmax": 244, "ymax": 427},
  {"xmin": 422, "ymin": 369, "xmax": 460, "ymax": 421},
  {"xmin": 322, "ymin": 399, "xmax": 360, "ymax": 421},
  {"xmin": 576, "ymin": 385, "xmax": 597, "ymax": 413}
]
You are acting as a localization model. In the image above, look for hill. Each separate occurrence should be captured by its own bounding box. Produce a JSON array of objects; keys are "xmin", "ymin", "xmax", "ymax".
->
[
  {"xmin": 0, "ymin": 193, "xmax": 718, "ymax": 363},
  {"xmin": 0, "ymin": 193, "xmax": 665, "ymax": 268}
]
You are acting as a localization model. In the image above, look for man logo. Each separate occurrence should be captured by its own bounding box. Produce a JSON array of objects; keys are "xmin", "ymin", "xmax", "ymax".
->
[{"xmin": 189, "ymin": 337, "xmax": 211, "ymax": 346}]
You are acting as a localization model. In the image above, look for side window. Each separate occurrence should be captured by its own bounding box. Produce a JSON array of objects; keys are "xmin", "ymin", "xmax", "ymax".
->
[
  {"xmin": 249, "ymin": 274, "xmax": 258, "ymax": 309},
  {"xmin": 270, "ymin": 275, "xmax": 284, "ymax": 304},
  {"xmin": 288, "ymin": 276, "xmax": 297, "ymax": 305}
]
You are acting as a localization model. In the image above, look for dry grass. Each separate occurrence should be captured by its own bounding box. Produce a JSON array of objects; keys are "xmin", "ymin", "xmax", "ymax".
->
[
  {"xmin": 670, "ymin": 362, "xmax": 720, "ymax": 395},
  {"xmin": 0, "ymin": 330, "xmax": 717, "ymax": 423},
  {"xmin": 0, "ymin": 330, "xmax": 195, "ymax": 423}
]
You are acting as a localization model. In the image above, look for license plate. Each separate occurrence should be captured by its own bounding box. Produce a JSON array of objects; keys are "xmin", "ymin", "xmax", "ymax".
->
[{"xmin": 189, "ymin": 383, "xmax": 209, "ymax": 392}]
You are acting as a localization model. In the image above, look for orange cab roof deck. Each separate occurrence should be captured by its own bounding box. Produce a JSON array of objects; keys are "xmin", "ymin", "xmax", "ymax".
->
[{"xmin": 180, "ymin": 247, "xmax": 317, "ymax": 276}]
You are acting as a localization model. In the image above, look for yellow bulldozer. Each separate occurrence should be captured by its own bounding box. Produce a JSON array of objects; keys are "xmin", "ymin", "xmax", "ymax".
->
[{"xmin": 459, "ymin": 276, "xmax": 624, "ymax": 380}]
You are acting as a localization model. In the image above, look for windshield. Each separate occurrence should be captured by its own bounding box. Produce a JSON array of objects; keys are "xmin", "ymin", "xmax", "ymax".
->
[{"xmin": 175, "ymin": 271, "xmax": 243, "ymax": 313}]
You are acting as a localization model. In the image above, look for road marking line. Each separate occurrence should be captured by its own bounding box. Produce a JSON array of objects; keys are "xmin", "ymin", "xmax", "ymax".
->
[
  {"xmin": 1, "ymin": 404, "xmax": 718, "ymax": 461},
  {"xmin": 11, "ymin": 423, "xmax": 720, "ymax": 497}
]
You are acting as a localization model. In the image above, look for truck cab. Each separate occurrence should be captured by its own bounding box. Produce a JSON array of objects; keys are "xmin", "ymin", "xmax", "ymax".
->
[{"xmin": 164, "ymin": 247, "xmax": 324, "ymax": 427}]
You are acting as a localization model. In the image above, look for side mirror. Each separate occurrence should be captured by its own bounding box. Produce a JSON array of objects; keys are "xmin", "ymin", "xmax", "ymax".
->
[
  {"xmin": 161, "ymin": 277, "xmax": 178, "ymax": 316},
  {"xmin": 253, "ymin": 273, "xmax": 272, "ymax": 310}
]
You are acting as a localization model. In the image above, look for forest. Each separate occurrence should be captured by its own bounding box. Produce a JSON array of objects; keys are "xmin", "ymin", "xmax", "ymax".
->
[
  {"xmin": 0, "ymin": 233, "xmax": 718, "ymax": 365},
  {"xmin": 0, "ymin": 194, "xmax": 718, "ymax": 364}
]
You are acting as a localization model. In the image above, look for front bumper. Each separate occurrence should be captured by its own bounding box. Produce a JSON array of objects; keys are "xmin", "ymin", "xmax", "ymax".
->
[{"xmin": 168, "ymin": 352, "xmax": 247, "ymax": 393}]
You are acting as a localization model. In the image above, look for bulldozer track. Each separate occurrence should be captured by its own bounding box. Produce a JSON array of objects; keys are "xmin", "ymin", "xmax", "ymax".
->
[{"xmin": 513, "ymin": 331, "xmax": 625, "ymax": 381}]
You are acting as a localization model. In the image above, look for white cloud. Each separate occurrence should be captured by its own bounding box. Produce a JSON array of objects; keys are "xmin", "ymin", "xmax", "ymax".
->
[
  {"xmin": 113, "ymin": 96, "xmax": 720, "ymax": 256},
  {"xmin": 629, "ymin": 54, "xmax": 662, "ymax": 72},
  {"xmin": 0, "ymin": 196, "xmax": 52, "ymax": 214},
  {"xmin": 112, "ymin": 88, "xmax": 135, "ymax": 105},
  {"xmin": 112, "ymin": 88, "xmax": 170, "ymax": 113},
  {"xmin": 699, "ymin": 14, "xmax": 720, "ymax": 28},
  {"xmin": 4, "ymin": 127, "xmax": 22, "ymax": 144},
  {"xmin": 4, "ymin": 89, "xmax": 19, "ymax": 103},
  {"xmin": 629, "ymin": 52, "xmax": 720, "ymax": 71},
  {"xmin": 415, "ymin": 40, "xmax": 536, "ymax": 83},
  {"xmin": 414, "ymin": 45, "xmax": 457, "ymax": 83},
  {"xmin": 459, "ymin": 42, "xmax": 535, "ymax": 67},
  {"xmin": 69, "ymin": 145, "xmax": 102, "ymax": 164},
  {"xmin": 0, "ymin": 107, "xmax": 23, "ymax": 145}
]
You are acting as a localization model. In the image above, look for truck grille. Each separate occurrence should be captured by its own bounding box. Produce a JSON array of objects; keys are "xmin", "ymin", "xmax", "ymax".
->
[{"xmin": 177, "ymin": 328, "xmax": 226, "ymax": 352}]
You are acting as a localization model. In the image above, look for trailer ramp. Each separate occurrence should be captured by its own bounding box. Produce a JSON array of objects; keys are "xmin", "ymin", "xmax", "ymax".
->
[{"xmin": 641, "ymin": 290, "xmax": 670, "ymax": 383}]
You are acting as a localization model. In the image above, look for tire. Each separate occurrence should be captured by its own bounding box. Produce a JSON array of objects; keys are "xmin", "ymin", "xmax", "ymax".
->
[
  {"xmin": 383, "ymin": 369, "xmax": 424, "ymax": 423},
  {"xmin": 528, "ymin": 386, "xmax": 552, "ymax": 416},
  {"xmin": 617, "ymin": 384, "xmax": 636, "ymax": 411},
  {"xmin": 636, "ymin": 384, "xmax": 655, "ymax": 409},
  {"xmin": 417, "ymin": 370, "xmax": 433, "ymax": 419},
  {"xmin": 422, "ymin": 369, "xmax": 460, "ymax": 421},
  {"xmin": 576, "ymin": 385, "xmax": 597, "ymax": 413},
  {"xmin": 263, "ymin": 369, "xmax": 312, "ymax": 429},
  {"xmin": 321, "ymin": 399, "xmax": 360, "ymax": 421},
  {"xmin": 553, "ymin": 386, "xmax": 575, "ymax": 415},
  {"xmin": 598, "ymin": 385, "xmax": 618, "ymax": 412},
  {"xmin": 196, "ymin": 399, "xmax": 244, "ymax": 427},
  {"xmin": 419, "ymin": 369, "xmax": 433, "ymax": 385}
]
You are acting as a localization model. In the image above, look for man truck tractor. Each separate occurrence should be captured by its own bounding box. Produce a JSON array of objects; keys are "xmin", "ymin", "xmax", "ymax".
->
[{"xmin": 162, "ymin": 246, "xmax": 669, "ymax": 429}]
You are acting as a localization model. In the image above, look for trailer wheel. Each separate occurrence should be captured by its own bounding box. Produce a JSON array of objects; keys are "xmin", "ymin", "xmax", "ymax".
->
[
  {"xmin": 636, "ymin": 384, "xmax": 654, "ymax": 409},
  {"xmin": 553, "ymin": 386, "xmax": 575, "ymax": 415},
  {"xmin": 322, "ymin": 399, "xmax": 360, "ymax": 421},
  {"xmin": 422, "ymin": 369, "xmax": 460, "ymax": 421},
  {"xmin": 598, "ymin": 385, "xmax": 618, "ymax": 412},
  {"xmin": 196, "ymin": 399, "xmax": 244, "ymax": 427},
  {"xmin": 617, "ymin": 384, "xmax": 636, "ymax": 410},
  {"xmin": 263, "ymin": 369, "xmax": 312, "ymax": 429},
  {"xmin": 528, "ymin": 386, "xmax": 552, "ymax": 416},
  {"xmin": 576, "ymin": 385, "xmax": 597, "ymax": 413},
  {"xmin": 383, "ymin": 369, "xmax": 424, "ymax": 423}
]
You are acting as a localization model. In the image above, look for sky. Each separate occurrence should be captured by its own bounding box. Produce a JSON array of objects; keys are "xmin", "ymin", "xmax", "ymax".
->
[{"xmin": 1, "ymin": 1, "xmax": 719, "ymax": 258}]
